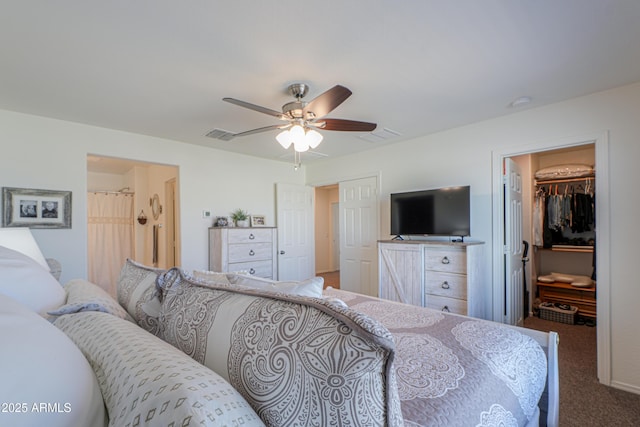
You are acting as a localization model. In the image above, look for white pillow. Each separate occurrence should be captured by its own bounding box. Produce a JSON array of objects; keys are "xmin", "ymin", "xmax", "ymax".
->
[
  {"xmin": 534, "ymin": 164, "xmax": 594, "ymax": 180},
  {"xmin": 229, "ymin": 274, "xmax": 324, "ymax": 298},
  {"xmin": 0, "ymin": 246, "xmax": 65, "ymax": 315},
  {"xmin": 0, "ymin": 294, "xmax": 106, "ymax": 427},
  {"xmin": 551, "ymin": 272, "xmax": 594, "ymax": 286}
]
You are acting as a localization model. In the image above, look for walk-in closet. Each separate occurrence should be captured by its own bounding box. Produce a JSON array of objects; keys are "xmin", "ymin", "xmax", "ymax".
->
[
  {"xmin": 511, "ymin": 143, "xmax": 596, "ymax": 323},
  {"xmin": 532, "ymin": 146, "xmax": 596, "ymax": 325}
]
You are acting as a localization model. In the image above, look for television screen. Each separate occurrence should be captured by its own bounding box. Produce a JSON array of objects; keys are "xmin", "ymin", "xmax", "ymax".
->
[{"xmin": 390, "ymin": 186, "xmax": 470, "ymax": 237}]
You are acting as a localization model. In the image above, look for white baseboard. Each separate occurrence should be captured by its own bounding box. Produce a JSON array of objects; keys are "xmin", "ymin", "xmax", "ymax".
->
[{"xmin": 610, "ymin": 380, "xmax": 640, "ymax": 396}]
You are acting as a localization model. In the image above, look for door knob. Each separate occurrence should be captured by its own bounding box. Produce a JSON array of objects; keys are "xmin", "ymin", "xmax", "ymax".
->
[{"xmin": 280, "ymin": 250, "xmax": 285, "ymax": 255}]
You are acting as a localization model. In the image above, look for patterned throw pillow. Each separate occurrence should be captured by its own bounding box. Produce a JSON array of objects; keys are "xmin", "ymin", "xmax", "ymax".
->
[
  {"xmin": 159, "ymin": 268, "xmax": 402, "ymax": 427},
  {"xmin": 54, "ymin": 311, "xmax": 264, "ymax": 427},
  {"xmin": 47, "ymin": 279, "xmax": 134, "ymax": 322},
  {"xmin": 116, "ymin": 259, "xmax": 165, "ymax": 335},
  {"xmin": 226, "ymin": 273, "xmax": 325, "ymax": 298}
]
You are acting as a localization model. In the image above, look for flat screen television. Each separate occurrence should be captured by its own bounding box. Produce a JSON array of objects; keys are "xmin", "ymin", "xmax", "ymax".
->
[{"xmin": 390, "ymin": 186, "xmax": 471, "ymax": 239}]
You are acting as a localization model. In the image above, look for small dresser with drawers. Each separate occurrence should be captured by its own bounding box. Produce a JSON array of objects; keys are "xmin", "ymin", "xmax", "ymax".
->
[
  {"xmin": 379, "ymin": 240, "xmax": 486, "ymax": 318},
  {"xmin": 209, "ymin": 227, "xmax": 278, "ymax": 279}
]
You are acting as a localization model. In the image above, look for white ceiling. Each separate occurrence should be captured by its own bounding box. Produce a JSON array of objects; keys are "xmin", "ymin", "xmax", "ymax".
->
[{"xmin": 3, "ymin": 1, "xmax": 640, "ymax": 167}]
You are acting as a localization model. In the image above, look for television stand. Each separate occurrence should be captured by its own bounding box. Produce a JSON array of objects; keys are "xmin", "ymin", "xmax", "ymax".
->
[{"xmin": 392, "ymin": 235, "xmax": 404, "ymax": 241}]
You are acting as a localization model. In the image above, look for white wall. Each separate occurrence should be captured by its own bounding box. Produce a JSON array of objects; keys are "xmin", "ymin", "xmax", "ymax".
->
[
  {"xmin": 2, "ymin": 81, "xmax": 639, "ymax": 393},
  {"xmin": 0, "ymin": 110, "xmax": 304, "ymax": 283},
  {"xmin": 306, "ymin": 81, "xmax": 640, "ymax": 394}
]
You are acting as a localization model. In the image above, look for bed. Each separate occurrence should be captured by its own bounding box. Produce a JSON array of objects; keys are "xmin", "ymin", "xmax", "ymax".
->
[
  {"xmin": 323, "ymin": 287, "xmax": 559, "ymax": 427},
  {"xmin": 0, "ymin": 245, "xmax": 558, "ymax": 426}
]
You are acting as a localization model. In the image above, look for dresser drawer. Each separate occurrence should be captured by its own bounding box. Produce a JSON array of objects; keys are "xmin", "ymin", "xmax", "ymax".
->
[
  {"xmin": 228, "ymin": 242, "xmax": 273, "ymax": 263},
  {"xmin": 227, "ymin": 228, "xmax": 273, "ymax": 244},
  {"xmin": 425, "ymin": 247, "xmax": 466, "ymax": 274},
  {"xmin": 229, "ymin": 260, "xmax": 273, "ymax": 278},
  {"xmin": 425, "ymin": 272, "xmax": 467, "ymax": 300},
  {"xmin": 425, "ymin": 295, "xmax": 467, "ymax": 315}
]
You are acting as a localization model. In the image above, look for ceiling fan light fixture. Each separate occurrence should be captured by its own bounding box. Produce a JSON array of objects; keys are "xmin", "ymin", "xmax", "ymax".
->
[
  {"xmin": 276, "ymin": 130, "xmax": 293, "ymax": 149},
  {"xmin": 293, "ymin": 138, "xmax": 310, "ymax": 152},
  {"xmin": 290, "ymin": 124, "xmax": 305, "ymax": 140},
  {"xmin": 305, "ymin": 128, "xmax": 323, "ymax": 149}
]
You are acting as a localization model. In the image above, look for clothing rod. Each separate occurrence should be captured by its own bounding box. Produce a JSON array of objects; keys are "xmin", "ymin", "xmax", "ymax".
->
[
  {"xmin": 535, "ymin": 176, "xmax": 595, "ymax": 185},
  {"xmin": 88, "ymin": 190, "xmax": 135, "ymax": 195}
]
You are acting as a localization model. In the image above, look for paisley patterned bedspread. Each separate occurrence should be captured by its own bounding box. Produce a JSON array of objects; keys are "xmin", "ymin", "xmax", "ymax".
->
[{"xmin": 323, "ymin": 288, "xmax": 548, "ymax": 427}]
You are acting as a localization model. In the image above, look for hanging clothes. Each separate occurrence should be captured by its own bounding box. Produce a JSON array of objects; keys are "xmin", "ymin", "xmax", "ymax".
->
[
  {"xmin": 533, "ymin": 188, "xmax": 546, "ymax": 246},
  {"xmin": 535, "ymin": 177, "xmax": 595, "ymax": 247}
]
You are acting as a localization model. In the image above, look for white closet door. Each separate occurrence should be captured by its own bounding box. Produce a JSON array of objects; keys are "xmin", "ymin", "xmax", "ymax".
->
[
  {"xmin": 276, "ymin": 183, "xmax": 314, "ymax": 281},
  {"xmin": 504, "ymin": 158, "xmax": 524, "ymax": 325}
]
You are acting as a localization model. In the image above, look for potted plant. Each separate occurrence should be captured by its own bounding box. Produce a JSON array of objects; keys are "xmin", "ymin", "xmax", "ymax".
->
[{"xmin": 231, "ymin": 208, "xmax": 249, "ymax": 227}]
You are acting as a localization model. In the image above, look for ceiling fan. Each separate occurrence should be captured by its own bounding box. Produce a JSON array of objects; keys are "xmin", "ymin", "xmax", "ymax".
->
[{"xmin": 212, "ymin": 83, "xmax": 377, "ymax": 153}]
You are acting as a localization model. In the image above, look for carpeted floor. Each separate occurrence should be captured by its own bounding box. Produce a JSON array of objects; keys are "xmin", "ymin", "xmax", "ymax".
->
[{"xmin": 523, "ymin": 316, "xmax": 640, "ymax": 426}]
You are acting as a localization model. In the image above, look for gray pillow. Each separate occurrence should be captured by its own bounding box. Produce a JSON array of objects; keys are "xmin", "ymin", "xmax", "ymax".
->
[
  {"xmin": 54, "ymin": 311, "xmax": 264, "ymax": 427},
  {"xmin": 116, "ymin": 259, "xmax": 166, "ymax": 334},
  {"xmin": 48, "ymin": 279, "xmax": 134, "ymax": 322}
]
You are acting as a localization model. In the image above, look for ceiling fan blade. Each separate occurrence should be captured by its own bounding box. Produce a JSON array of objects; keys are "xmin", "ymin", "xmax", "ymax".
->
[
  {"xmin": 223, "ymin": 98, "xmax": 285, "ymax": 119},
  {"xmin": 233, "ymin": 123, "xmax": 291, "ymax": 138},
  {"xmin": 316, "ymin": 118, "xmax": 377, "ymax": 132},
  {"xmin": 303, "ymin": 85, "xmax": 352, "ymax": 119}
]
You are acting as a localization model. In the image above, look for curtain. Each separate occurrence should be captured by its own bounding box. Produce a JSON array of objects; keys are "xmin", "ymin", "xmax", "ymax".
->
[{"xmin": 87, "ymin": 192, "xmax": 134, "ymax": 297}]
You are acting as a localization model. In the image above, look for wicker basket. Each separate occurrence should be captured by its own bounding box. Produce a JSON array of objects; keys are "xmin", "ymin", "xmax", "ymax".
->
[{"xmin": 539, "ymin": 303, "xmax": 578, "ymax": 324}]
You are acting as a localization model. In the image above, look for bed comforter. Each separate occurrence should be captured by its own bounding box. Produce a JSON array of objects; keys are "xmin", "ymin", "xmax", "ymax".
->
[{"xmin": 323, "ymin": 287, "xmax": 548, "ymax": 427}]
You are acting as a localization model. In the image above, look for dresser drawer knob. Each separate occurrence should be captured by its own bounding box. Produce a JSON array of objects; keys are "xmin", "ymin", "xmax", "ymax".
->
[
  {"xmin": 441, "ymin": 281, "xmax": 450, "ymax": 289},
  {"xmin": 249, "ymin": 268, "xmax": 255, "ymax": 274},
  {"xmin": 249, "ymin": 233, "xmax": 255, "ymax": 240},
  {"xmin": 442, "ymin": 305, "xmax": 450, "ymax": 312},
  {"xmin": 249, "ymin": 249, "xmax": 255, "ymax": 256},
  {"xmin": 441, "ymin": 256, "xmax": 450, "ymax": 264}
]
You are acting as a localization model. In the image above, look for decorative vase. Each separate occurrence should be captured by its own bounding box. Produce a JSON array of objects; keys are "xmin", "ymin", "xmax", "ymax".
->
[{"xmin": 236, "ymin": 219, "xmax": 249, "ymax": 227}]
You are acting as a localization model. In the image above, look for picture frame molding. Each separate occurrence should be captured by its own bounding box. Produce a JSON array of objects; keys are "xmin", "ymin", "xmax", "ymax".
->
[{"xmin": 2, "ymin": 187, "xmax": 72, "ymax": 229}]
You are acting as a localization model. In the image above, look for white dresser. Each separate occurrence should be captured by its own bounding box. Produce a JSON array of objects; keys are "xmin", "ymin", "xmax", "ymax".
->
[
  {"xmin": 209, "ymin": 227, "xmax": 278, "ymax": 279},
  {"xmin": 378, "ymin": 240, "xmax": 486, "ymax": 318}
]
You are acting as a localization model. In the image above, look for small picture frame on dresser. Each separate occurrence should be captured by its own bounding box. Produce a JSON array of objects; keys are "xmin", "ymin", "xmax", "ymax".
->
[
  {"xmin": 250, "ymin": 215, "xmax": 266, "ymax": 227},
  {"xmin": 214, "ymin": 216, "xmax": 229, "ymax": 227}
]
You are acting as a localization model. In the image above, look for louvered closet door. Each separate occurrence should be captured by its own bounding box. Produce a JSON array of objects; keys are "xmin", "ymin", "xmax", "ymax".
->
[{"xmin": 504, "ymin": 158, "xmax": 524, "ymax": 326}]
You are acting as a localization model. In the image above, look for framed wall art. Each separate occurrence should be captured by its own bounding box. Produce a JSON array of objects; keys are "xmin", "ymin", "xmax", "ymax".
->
[
  {"xmin": 2, "ymin": 187, "xmax": 72, "ymax": 229},
  {"xmin": 250, "ymin": 215, "xmax": 266, "ymax": 227}
]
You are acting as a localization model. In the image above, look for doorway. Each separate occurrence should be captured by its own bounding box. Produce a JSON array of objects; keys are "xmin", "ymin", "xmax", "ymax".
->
[
  {"xmin": 313, "ymin": 175, "xmax": 380, "ymax": 296},
  {"xmin": 87, "ymin": 155, "xmax": 180, "ymax": 291},
  {"xmin": 492, "ymin": 132, "xmax": 611, "ymax": 386},
  {"xmin": 314, "ymin": 185, "xmax": 340, "ymax": 288}
]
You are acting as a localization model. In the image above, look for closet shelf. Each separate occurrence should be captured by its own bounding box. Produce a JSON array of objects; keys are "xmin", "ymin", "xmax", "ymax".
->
[
  {"xmin": 534, "ymin": 175, "xmax": 595, "ymax": 185},
  {"xmin": 536, "ymin": 245, "xmax": 594, "ymax": 253},
  {"xmin": 551, "ymin": 245, "xmax": 593, "ymax": 253}
]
